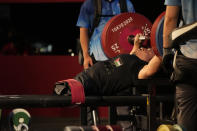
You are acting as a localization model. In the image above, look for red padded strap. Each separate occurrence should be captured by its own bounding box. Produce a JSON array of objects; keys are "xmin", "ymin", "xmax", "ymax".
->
[{"xmin": 65, "ymin": 79, "xmax": 85, "ymax": 104}]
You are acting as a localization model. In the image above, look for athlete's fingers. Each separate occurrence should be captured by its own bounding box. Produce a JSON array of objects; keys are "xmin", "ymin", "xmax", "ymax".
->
[{"xmin": 134, "ymin": 34, "xmax": 142, "ymax": 47}]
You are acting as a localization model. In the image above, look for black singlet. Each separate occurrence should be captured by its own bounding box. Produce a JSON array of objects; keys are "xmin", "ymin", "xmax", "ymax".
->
[{"xmin": 74, "ymin": 54, "xmax": 147, "ymax": 96}]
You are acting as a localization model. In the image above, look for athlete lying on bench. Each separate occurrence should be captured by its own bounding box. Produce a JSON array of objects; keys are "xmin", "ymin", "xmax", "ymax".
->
[{"xmin": 54, "ymin": 34, "xmax": 163, "ymax": 99}]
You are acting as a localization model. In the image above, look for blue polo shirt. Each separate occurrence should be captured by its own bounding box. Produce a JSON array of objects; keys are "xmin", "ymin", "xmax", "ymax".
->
[
  {"xmin": 76, "ymin": 0, "xmax": 135, "ymax": 61},
  {"xmin": 165, "ymin": 0, "xmax": 197, "ymax": 58}
]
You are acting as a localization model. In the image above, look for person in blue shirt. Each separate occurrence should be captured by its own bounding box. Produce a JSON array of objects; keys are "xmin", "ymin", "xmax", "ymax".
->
[
  {"xmin": 163, "ymin": 0, "xmax": 197, "ymax": 130},
  {"xmin": 76, "ymin": 0, "xmax": 135, "ymax": 69}
]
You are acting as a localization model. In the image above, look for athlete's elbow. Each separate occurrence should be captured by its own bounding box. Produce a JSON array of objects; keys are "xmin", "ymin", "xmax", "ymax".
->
[
  {"xmin": 147, "ymin": 70, "xmax": 157, "ymax": 78},
  {"xmin": 138, "ymin": 73, "xmax": 149, "ymax": 79},
  {"xmin": 138, "ymin": 69, "xmax": 157, "ymax": 79}
]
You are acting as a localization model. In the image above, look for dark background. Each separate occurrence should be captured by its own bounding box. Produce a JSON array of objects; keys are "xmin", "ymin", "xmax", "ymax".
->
[{"xmin": 0, "ymin": 1, "xmax": 166, "ymax": 55}]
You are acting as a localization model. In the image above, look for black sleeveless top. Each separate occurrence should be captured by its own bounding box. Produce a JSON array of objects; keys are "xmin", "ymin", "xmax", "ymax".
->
[{"xmin": 75, "ymin": 54, "xmax": 148, "ymax": 96}]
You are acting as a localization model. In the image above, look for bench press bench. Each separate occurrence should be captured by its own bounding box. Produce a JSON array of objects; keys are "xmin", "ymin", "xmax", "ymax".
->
[
  {"xmin": 80, "ymin": 76, "xmax": 175, "ymax": 131},
  {"xmin": 0, "ymin": 75, "xmax": 174, "ymax": 131}
]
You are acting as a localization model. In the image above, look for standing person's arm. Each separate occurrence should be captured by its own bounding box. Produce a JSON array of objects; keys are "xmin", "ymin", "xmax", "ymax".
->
[
  {"xmin": 163, "ymin": 6, "xmax": 180, "ymax": 49},
  {"xmin": 77, "ymin": 0, "xmax": 94, "ymax": 69},
  {"xmin": 80, "ymin": 28, "xmax": 93, "ymax": 69}
]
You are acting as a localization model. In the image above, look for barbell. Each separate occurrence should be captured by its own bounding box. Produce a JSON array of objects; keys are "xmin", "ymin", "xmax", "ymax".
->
[{"xmin": 101, "ymin": 11, "xmax": 165, "ymax": 58}]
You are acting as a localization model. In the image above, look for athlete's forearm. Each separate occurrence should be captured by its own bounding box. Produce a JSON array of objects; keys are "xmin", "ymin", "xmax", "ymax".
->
[{"xmin": 130, "ymin": 34, "xmax": 141, "ymax": 54}]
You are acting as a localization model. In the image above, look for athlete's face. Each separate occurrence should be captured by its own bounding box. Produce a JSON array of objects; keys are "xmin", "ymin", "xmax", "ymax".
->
[{"xmin": 135, "ymin": 47, "xmax": 155, "ymax": 62}]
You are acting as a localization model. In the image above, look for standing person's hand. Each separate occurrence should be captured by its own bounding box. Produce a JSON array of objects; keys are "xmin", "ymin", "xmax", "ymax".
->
[{"xmin": 83, "ymin": 54, "xmax": 93, "ymax": 69}]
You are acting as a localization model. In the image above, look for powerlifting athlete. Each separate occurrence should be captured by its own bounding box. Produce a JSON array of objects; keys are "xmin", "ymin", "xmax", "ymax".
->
[{"xmin": 54, "ymin": 34, "xmax": 162, "ymax": 97}]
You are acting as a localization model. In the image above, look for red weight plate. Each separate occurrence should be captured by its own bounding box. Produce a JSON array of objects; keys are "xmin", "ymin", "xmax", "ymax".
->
[
  {"xmin": 150, "ymin": 11, "xmax": 165, "ymax": 56},
  {"xmin": 101, "ymin": 12, "xmax": 152, "ymax": 58}
]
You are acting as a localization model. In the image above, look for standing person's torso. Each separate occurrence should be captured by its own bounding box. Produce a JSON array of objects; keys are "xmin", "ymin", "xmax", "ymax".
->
[
  {"xmin": 180, "ymin": 0, "xmax": 197, "ymax": 58},
  {"xmin": 77, "ymin": 0, "xmax": 135, "ymax": 61},
  {"xmin": 165, "ymin": 0, "xmax": 197, "ymax": 58}
]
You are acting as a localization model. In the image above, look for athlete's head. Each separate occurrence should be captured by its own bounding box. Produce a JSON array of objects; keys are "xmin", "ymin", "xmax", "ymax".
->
[{"xmin": 135, "ymin": 47, "xmax": 155, "ymax": 62}]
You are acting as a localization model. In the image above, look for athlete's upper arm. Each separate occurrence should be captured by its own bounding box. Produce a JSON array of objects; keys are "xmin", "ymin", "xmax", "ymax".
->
[{"xmin": 138, "ymin": 55, "xmax": 162, "ymax": 79}]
